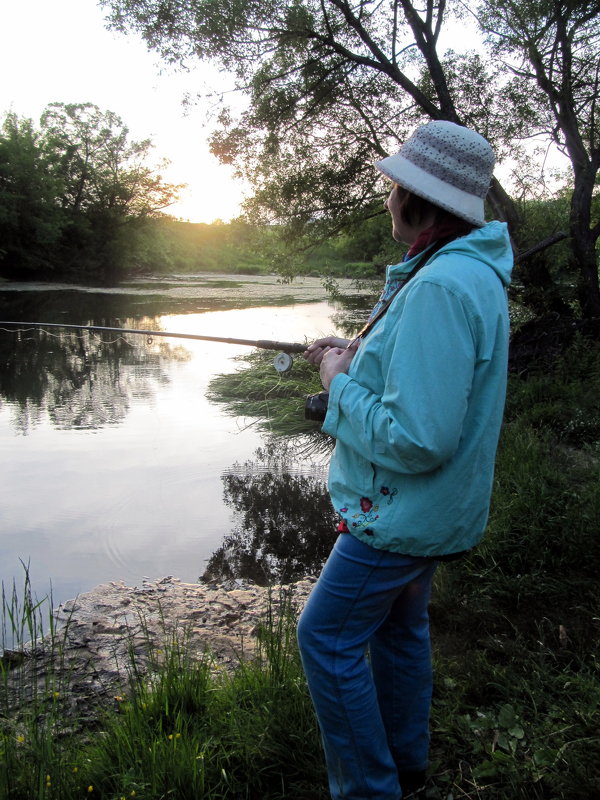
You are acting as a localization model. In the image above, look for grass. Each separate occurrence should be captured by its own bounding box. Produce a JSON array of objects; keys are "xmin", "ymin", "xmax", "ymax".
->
[
  {"xmin": 426, "ymin": 333, "xmax": 600, "ymax": 799},
  {"xmin": 1, "ymin": 587, "xmax": 327, "ymax": 800},
  {"xmin": 1, "ymin": 335, "xmax": 600, "ymax": 798},
  {"xmin": 206, "ymin": 348, "xmax": 333, "ymax": 452}
]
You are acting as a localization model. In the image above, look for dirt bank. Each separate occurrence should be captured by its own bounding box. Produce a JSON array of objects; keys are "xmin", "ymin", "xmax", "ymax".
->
[{"xmin": 2, "ymin": 576, "xmax": 315, "ymax": 730}]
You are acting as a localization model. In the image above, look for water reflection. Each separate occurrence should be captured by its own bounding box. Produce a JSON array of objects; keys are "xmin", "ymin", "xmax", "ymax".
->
[
  {"xmin": 330, "ymin": 292, "xmax": 379, "ymax": 338},
  {"xmin": 203, "ymin": 439, "xmax": 338, "ymax": 585},
  {"xmin": 0, "ymin": 320, "xmax": 189, "ymax": 432},
  {"xmin": 0, "ymin": 280, "xmax": 376, "ymax": 605}
]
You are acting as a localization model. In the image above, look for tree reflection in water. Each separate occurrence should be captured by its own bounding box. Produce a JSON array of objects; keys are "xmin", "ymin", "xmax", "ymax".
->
[
  {"xmin": 329, "ymin": 290, "xmax": 380, "ymax": 338},
  {"xmin": 202, "ymin": 438, "xmax": 338, "ymax": 585},
  {"xmin": 0, "ymin": 319, "xmax": 189, "ymax": 433}
]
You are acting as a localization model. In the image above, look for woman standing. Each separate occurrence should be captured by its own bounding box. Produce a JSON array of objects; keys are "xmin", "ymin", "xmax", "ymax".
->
[{"xmin": 298, "ymin": 121, "xmax": 513, "ymax": 800}]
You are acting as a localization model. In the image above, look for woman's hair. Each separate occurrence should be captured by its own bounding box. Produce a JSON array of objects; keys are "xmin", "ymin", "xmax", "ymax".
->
[{"xmin": 394, "ymin": 184, "xmax": 475, "ymax": 235}]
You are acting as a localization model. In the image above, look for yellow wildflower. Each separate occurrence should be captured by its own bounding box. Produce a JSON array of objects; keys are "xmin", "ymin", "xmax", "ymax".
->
[
  {"xmin": 87, "ymin": 786, "xmax": 94, "ymax": 793},
  {"xmin": 16, "ymin": 734, "xmax": 25, "ymax": 743}
]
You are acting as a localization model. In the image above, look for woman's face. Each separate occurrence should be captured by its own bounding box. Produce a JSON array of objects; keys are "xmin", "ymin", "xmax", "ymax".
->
[{"xmin": 384, "ymin": 184, "xmax": 433, "ymax": 244}]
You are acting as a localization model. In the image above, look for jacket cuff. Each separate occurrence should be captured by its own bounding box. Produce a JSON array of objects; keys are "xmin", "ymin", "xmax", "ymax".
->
[{"xmin": 322, "ymin": 373, "xmax": 352, "ymax": 436}]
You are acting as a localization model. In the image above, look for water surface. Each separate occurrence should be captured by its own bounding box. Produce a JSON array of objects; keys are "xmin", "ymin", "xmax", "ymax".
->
[{"xmin": 0, "ymin": 274, "xmax": 373, "ymax": 607}]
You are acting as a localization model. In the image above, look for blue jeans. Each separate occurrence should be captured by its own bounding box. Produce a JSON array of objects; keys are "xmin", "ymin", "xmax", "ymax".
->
[{"xmin": 297, "ymin": 534, "xmax": 437, "ymax": 800}]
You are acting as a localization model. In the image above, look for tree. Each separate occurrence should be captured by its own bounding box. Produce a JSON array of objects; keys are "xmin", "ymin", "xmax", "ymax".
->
[
  {"xmin": 0, "ymin": 113, "xmax": 64, "ymax": 274},
  {"xmin": 0, "ymin": 104, "xmax": 181, "ymax": 283},
  {"xmin": 101, "ymin": 0, "xmax": 599, "ymax": 317},
  {"xmin": 40, "ymin": 103, "xmax": 181, "ymax": 282},
  {"xmin": 476, "ymin": 0, "xmax": 600, "ymax": 317}
]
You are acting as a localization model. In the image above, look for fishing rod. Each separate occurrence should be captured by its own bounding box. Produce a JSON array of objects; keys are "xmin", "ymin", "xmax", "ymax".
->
[{"xmin": 0, "ymin": 321, "xmax": 308, "ymax": 372}]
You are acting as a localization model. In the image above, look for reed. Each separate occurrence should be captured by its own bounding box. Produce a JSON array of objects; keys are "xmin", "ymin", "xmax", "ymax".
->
[
  {"xmin": 207, "ymin": 348, "xmax": 329, "ymax": 441},
  {"xmin": 0, "ymin": 567, "xmax": 81, "ymax": 799}
]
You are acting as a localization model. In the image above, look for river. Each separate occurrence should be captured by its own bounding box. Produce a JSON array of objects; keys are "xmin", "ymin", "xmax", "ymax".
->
[{"xmin": 0, "ymin": 273, "xmax": 374, "ymax": 610}]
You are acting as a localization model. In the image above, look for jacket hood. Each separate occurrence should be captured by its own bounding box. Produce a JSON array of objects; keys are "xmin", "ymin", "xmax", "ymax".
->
[{"xmin": 389, "ymin": 221, "xmax": 513, "ymax": 287}]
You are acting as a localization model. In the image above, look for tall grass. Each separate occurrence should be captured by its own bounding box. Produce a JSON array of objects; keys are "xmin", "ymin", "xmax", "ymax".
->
[
  {"xmin": 207, "ymin": 348, "xmax": 326, "ymax": 440},
  {"xmin": 0, "ymin": 569, "xmax": 81, "ymax": 799},
  {"xmin": 81, "ymin": 592, "xmax": 326, "ymax": 800}
]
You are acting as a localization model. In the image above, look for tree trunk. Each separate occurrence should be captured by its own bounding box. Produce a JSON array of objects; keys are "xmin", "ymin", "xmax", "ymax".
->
[
  {"xmin": 570, "ymin": 167, "xmax": 600, "ymax": 319},
  {"xmin": 487, "ymin": 177, "xmax": 522, "ymax": 236},
  {"xmin": 573, "ymin": 238, "xmax": 600, "ymax": 319}
]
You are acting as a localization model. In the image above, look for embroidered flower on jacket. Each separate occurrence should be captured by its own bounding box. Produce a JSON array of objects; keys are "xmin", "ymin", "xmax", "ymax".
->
[
  {"xmin": 380, "ymin": 486, "xmax": 398, "ymax": 504},
  {"xmin": 352, "ymin": 497, "xmax": 379, "ymax": 530},
  {"xmin": 360, "ymin": 497, "xmax": 373, "ymax": 512},
  {"xmin": 337, "ymin": 519, "xmax": 349, "ymax": 533}
]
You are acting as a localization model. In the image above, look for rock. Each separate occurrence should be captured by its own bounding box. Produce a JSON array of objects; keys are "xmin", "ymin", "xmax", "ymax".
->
[{"xmin": 3, "ymin": 577, "xmax": 315, "ymax": 730}]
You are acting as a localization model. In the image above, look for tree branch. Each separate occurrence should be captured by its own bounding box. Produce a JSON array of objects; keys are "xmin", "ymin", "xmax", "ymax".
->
[{"xmin": 514, "ymin": 231, "xmax": 569, "ymax": 264}]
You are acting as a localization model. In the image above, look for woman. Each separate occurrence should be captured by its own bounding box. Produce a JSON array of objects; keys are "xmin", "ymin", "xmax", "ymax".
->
[{"xmin": 298, "ymin": 121, "xmax": 513, "ymax": 800}]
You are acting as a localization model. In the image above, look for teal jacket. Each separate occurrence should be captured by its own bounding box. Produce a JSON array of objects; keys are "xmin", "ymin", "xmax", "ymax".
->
[{"xmin": 322, "ymin": 221, "xmax": 513, "ymax": 557}]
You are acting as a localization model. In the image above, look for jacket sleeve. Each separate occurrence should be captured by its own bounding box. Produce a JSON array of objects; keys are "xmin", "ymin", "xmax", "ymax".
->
[{"xmin": 322, "ymin": 280, "xmax": 477, "ymax": 474}]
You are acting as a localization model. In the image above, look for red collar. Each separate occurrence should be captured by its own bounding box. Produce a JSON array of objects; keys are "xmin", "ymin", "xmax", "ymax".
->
[{"xmin": 407, "ymin": 220, "xmax": 474, "ymax": 258}]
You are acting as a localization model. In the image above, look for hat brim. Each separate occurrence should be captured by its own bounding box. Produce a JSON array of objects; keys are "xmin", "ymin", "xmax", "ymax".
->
[{"xmin": 376, "ymin": 152, "xmax": 486, "ymax": 227}]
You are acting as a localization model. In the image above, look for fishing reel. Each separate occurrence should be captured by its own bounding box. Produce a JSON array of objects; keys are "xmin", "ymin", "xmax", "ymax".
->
[{"xmin": 273, "ymin": 352, "xmax": 294, "ymax": 374}]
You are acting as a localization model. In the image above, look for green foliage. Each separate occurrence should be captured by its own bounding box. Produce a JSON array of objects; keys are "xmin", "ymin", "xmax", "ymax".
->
[
  {"xmin": 72, "ymin": 595, "xmax": 325, "ymax": 800},
  {"xmin": 207, "ymin": 348, "xmax": 327, "ymax": 440},
  {"xmin": 0, "ymin": 114, "xmax": 64, "ymax": 273},
  {"xmin": 101, "ymin": 0, "xmax": 600, "ymax": 316},
  {"xmin": 0, "ymin": 104, "xmax": 180, "ymax": 284},
  {"xmin": 100, "ymin": 0, "xmax": 436, "ymax": 240},
  {"xmin": 477, "ymin": 0, "xmax": 600, "ymax": 315},
  {"xmin": 139, "ymin": 217, "xmax": 276, "ymax": 275},
  {"xmin": 509, "ymin": 193, "xmax": 574, "ymax": 314},
  {"xmin": 505, "ymin": 334, "xmax": 600, "ymax": 445}
]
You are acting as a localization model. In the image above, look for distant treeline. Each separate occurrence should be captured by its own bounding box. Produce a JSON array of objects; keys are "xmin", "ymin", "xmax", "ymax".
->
[
  {"xmin": 139, "ymin": 214, "xmax": 397, "ymax": 279},
  {"xmin": 0, "ymin": 103, "xmax": 576, "ymax": 294},
  {"xmin": 0, "ymin": 103, "xmax": 396, "ymax": 285},
  {"xmin": 0, "ymin": 103, "xmax": 185, "ymax": 285}
]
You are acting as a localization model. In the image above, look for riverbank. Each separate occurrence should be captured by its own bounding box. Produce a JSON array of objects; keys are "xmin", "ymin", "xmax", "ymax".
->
[{"xmin": 3, "ymin": 576, "xmax": 315, "ymax": 730}]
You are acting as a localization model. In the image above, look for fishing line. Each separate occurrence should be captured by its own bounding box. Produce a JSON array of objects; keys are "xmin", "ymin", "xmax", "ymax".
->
[
  {"xmin": 0, "ymin": 322, "xmax": 307, "ymax": 353},
  {"xmin": 0, "ymin": 324, "xmax": 136, "ymax": 349}
]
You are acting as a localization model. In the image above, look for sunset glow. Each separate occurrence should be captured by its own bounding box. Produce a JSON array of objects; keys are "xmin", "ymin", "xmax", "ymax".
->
[{"xmin": 0, "ymin": 0, "xmax": 246, "ymax": 223}]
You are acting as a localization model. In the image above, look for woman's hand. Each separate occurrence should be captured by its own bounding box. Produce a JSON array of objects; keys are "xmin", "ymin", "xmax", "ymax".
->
[
  {"xmin": 303, "ymin": 336, "xmax": 350, "ymax": 366},
  {"xmin": 319, "ymin": 340, "xmax": 359, "ymax": 391}
]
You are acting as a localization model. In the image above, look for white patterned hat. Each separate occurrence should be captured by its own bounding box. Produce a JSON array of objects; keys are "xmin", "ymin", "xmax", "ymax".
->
[{"xmin": 376, "ymin": 121, "xmax": 495, "ymax": 227}]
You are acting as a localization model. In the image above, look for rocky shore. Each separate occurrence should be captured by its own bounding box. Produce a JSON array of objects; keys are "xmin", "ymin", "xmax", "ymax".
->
[{"xmin": 3, "ymin": 576, "xmax": 315, "ymax": 729}]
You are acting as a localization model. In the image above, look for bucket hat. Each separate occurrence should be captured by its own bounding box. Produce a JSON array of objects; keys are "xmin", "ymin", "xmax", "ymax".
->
[{"xmin": 376, "ymin": 121, "xmax": 495, "ymax": 227}]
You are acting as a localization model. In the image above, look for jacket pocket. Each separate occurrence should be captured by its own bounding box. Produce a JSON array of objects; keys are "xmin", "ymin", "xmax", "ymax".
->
[{"xmin": 329, "ymin": 446, "xmax": 376, "ymax": 498}]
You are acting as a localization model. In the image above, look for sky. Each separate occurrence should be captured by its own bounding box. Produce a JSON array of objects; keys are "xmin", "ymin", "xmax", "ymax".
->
[
  {"xmin": 1, "ymin": 1, "xmax": 567, "ymax": 224},
  {"xmin": 0, "ymin": 0, "xmax": 245, "ymax": 223}
]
